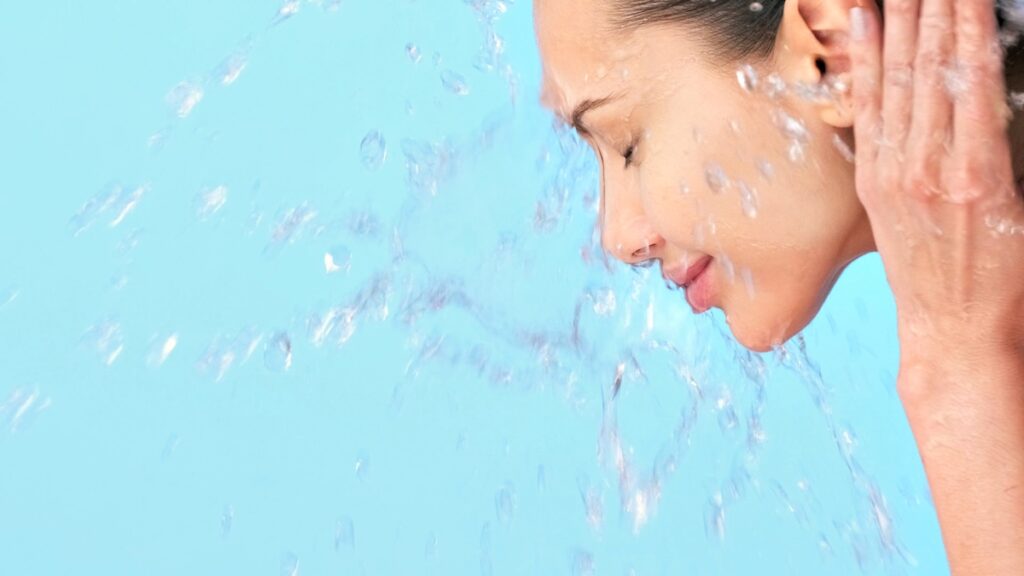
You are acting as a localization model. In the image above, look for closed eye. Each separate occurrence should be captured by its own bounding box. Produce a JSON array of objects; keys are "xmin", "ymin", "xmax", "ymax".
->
[{"xmin": 623, "ymin": 143, "xmax": 636, "ymax": 168}]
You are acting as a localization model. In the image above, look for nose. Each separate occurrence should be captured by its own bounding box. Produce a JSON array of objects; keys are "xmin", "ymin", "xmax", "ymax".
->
[{"xmin": 599, "ymin": 168, "xmax": 664, "ymax": 266}]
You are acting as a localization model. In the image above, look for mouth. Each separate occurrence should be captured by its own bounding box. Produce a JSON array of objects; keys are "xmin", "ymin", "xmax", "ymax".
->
[{"xmin": 662, "ymin": 256, "xmax": 715, "ymax": 313}]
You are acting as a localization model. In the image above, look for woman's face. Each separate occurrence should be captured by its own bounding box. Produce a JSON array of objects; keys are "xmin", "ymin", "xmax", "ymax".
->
[{"xmin": 534, "ymin": 0, "xmax": 876, "ymax": 352}]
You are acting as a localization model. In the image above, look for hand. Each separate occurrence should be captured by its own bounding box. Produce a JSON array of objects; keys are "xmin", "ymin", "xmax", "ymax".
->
[{"xmin": 847, "ymin": 0, "xmax": 1024, "ymax": 368}]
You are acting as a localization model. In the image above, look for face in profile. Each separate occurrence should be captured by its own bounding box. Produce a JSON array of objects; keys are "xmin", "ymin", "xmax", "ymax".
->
[{"xmin": 533, "ymin": 0, "xmax": 877, "ymax": 352}]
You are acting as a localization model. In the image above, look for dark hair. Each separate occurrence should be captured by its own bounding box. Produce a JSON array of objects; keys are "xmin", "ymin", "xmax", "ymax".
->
[
  {"xmin": 610, "ymin": 1, "xmax": 786, "ymax": 61},
  {"xmin": 610, "ymin": 1, "xmax": 1024, "ymax": 71}
]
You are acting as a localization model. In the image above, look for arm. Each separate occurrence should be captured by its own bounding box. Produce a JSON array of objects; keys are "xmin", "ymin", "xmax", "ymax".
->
[
  {"xmin": 846, "ymin": 1, "xmax": 1024, "ymax": 571},
  {"xmin": 898, "ymin": 334, "xmax": 1024, "ymax": 574}
]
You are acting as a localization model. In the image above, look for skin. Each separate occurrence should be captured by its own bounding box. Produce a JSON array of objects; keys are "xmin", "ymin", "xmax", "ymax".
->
[
  {"xmin": 535, "ymin": 0, "xmax": 878, "ymax": 352},
  {"xmin": 537, "ymin": 0, "xmax": 1024, "ymax": 572}
]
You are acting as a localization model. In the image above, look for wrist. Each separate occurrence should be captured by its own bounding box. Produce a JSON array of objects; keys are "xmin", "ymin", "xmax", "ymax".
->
[{"xmin": 897, "ymin": 331, "xmax": 1024, "ymax": 413}]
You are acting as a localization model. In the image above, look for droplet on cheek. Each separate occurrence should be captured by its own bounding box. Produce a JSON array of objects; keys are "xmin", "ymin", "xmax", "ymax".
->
[
  {"xmin": 704, "ymin": 163, "xmax": 729, "ymax": 194},
  {"xmin": 788, "ymin": 141, "xmax": 806, "ymax": 163},
  {"xmin": 736, "ymin": 180, "xmax": 759, "ymax": 219},
  {"xmin": 718, "ymin": 253, "xmax": 736, "ymax": 284},
  {"xmin": 764, "ymin": 73, "xmax": 787, "ymax": 99},
  {"xmin": 756, "ymin": 159, "xmax": 775, "ymax": 181},
  {"xmin": 740, "ymin": 267, "xmax": 756, "ymax": 300}
]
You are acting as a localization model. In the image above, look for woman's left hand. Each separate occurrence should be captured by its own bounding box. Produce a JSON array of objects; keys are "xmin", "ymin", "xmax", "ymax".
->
[{"xmin": 847, "ymin": 0, "xmax": 1024, "ymax": 371}]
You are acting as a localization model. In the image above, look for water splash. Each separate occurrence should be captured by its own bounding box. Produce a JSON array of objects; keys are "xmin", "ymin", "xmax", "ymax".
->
[{"xmin": 360, "ymin": 130, "xmax": 388, "ymax": 170}]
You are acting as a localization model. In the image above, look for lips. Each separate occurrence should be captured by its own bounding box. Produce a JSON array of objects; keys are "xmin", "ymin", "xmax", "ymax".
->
[
  {"xmin": 662, "ymin": 255, "xmax": 716, "ymax": 314},
  {"xmin": 662, "ymin": 255, "xmax": 713, "ymax": 288}
]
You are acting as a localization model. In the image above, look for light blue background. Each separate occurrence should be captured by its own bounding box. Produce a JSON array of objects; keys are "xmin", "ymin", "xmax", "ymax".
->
[{"xmin": 0, "ymin": 1, "xmax": 946, "ymax": 574}]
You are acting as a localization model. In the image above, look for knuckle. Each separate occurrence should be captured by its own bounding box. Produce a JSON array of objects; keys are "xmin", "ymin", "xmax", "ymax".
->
[
  {"xmin": 902, "ymin": 162, "xmax": 935, "ymax": 198},
  {"xmin": 915, "ymin": 48, "xmax": 947, "ymax": 78},
  {"xmin": 885, "ymin": 0, "xmax": 916, "ymax": 18},
  {"xmin": 883, "ymin": 63, "xmax": 914, "ymax": 89},
  {"xmin": 952, "ymin": 156, "xmax": 987, "ymax": 190}
]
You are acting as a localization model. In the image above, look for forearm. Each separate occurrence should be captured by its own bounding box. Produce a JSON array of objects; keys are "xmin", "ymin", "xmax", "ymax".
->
[{"xmin": 898, "ymin": 340, "xmax": 1024, "ymax": 575}]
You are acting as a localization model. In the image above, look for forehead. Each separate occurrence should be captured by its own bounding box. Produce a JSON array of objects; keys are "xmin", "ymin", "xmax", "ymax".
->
[{"xmin": 534, "ymin": 0, "xmax": 635, "ymax": 113}]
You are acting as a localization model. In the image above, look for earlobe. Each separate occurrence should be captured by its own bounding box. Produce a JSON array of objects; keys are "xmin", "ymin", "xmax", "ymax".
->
[{"xmin": 819, "ymin": 77, "xmax": 855, "ymax": 128}]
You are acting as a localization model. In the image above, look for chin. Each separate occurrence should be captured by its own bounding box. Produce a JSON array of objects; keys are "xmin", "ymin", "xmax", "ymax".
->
[{"xmin": 724, "ymin": 306, "xmax": 806, "ymax": 353}]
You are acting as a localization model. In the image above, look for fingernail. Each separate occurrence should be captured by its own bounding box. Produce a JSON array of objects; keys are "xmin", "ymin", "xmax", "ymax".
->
[{"xmin": 850, "ymin": 7, "xmax": 866, "ymax": 42}]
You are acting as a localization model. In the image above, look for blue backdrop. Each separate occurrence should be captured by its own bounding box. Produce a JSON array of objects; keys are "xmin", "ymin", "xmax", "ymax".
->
[{"xmin": 0, "ymin": 1, "xmax": 946, "ymax": 574}]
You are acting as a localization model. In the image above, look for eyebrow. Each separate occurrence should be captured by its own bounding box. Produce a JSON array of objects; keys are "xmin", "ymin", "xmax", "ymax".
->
[{"xmin": 564, "ymin": 94, "xmax": 622, "ymax": 136}]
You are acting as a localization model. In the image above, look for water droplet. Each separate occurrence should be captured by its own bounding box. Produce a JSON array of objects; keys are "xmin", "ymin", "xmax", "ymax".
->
[
  {"xmin": 737, "ymin": 180, "xmax": 759, "ymax": 218},
  {"xmin": 942, "ymin": 61, "xmax": 969, "ymax": 99},
  {"xmin": 832, "ymin": 133, "xmax": 855, "ymax": 163},
  {"xmin": 82, "ymin": 320, "xmax": 124, "ymax": 366},
  {"xmin": 772, "ymin": 108, "xmax": 809, "ymax": 141},
  {"xmin": 161, "ymin": 433, "xmax": 181, "ymax": 459},
  {"xmin": 571, "ymin": 549, "xmax": 595, "ymax": 576},
  {"xmin": 591, "ymin": 288, "xmax": 616, "ymax": 315},
  {"xmin": 705, "ymin": 490, "xmax": 726, "ymax": 541},
  {"xmin": 280, "ymin": 552, "xmax": 300, "ymax": 576},
  {"xmin": 764, "ymin": 73, "xmax": 787, "ymax": 98},
  {"xmin": 1011, "ymin": 91, "xmax": 1024, "ymax": 110},
  {"xmin": 577, "ymin": 475, "xmax": 603, "ymax": 531},
  {"xmin": 441, "ymin": 69, "xmax": 469, "ymax": 96},
  {"xmin": 221, "ymin": 505, "xmax": 234, "ymax": 536},
  {"xmin": 406, "ymin": 42, "xmax": 422, "ymax": 64},
  {"xmin": 704, "ymin": 162, "xmax": 729, "ymax": 194},
  {"xmin": 0, "ymin": 386, "xmax": 51, "ymax": 433},
  {"xmin": 147, "ymin": 333, "xmax": 179, "ymax": 367},
  {"xmin": 749, "ymin": 1, "xmax": 764, "ymax": 11},
  {"xmin": 495, "ymin": 484, "xmax": 515, "ymax": 524},
  {"xmin": 756, "ymin": 158, "xmax": 775, "ymax": 181},
  {"xmin": 424, "ymin": 532, "xmax": 438, "ymax": 559},
  {"xmin": 480, "ymin": 523, "xmax": 493, "ymax": 576},
  {"xmin": 360, "ymin": 130, "xmax": 387, "ymax": 170},
  {"xmin": 69, "ymin": 183, "xmax": 147, "ymax": 236},
  {"xmin": 195, "ymin": 185, "xmax": 228, "ymax": 219},
  {"xmin": 263, "ymin": 331, "xmax": 293, "ymax": 372},
  {"xmin": 217, "ymin": 52, "xmax": 248, "ymax": 86},
  {"xmin": 741, "ymin": 267, "xmax": 756, "ymax": 299},
  {"xmin": 788, "ymin": 140, "xmax": 806, "ymax": 163},
  {"xmin": 736, "ymin": 64, "xmax": 759, "ymax": 92},
  {"xmin": 334, "ymin": 516, "xmax": 355, "ymax": 550},
  {"xmin": 166, "ymin": 81, "xmax": 204, "ymax": 118},
  {"xmin": 0, "ymin": 285, "xmax": 19, "ymax": 310},
  {"xmin": 274, "ymin": 0, "xmax": 301, "ymax": 24},
  {"xmin": 354, "ymin": 452, "xmax": 370, "ymax": 481},
  {"xmin": 324, "ymin": 245, "xmax": 352, "ymax": 274}
]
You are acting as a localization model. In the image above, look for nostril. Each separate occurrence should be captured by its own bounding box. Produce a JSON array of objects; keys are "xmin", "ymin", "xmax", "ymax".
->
[{"xmin": 631, "ymin": 237, "xmax": 660, "ymax": 260}]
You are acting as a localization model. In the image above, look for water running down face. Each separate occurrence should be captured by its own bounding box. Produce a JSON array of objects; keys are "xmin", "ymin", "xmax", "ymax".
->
[{"xmin": 534, "ymin": 0, "xmax": 879, "ymax": 352}]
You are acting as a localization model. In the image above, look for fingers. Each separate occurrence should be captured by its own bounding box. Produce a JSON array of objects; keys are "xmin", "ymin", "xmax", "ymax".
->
[
  {"xmin": 907, "ymin": 0, "xmax": 954, "ymax": 167},
  {"xmin": 882, "ymin": 0, "xmax": 922, "ymax": 155},
  {"xmin": 849, "ymin": 5, "xmax": 884, "ymax": 168},
  {"xmin": 954, "ymin": 0, "xmax": 1012, "ymax": 166}
]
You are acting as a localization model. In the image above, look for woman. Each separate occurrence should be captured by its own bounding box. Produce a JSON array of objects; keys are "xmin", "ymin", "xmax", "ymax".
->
[{"xmin": 534, "ymin": 0, "xmax": 1024, "ymax": 573}]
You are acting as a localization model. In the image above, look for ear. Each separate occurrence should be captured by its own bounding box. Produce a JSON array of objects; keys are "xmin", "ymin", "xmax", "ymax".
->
[{"xmin": 775, "ymin": 0, "xmax": 865, "ymax": 128}]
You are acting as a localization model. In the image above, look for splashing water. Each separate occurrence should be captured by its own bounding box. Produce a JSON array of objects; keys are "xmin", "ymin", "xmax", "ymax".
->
[
  {"xmin": 360, "ymin": 130, "xmax": 388, "ymax": 170},
  {"xmin": 3, "ymin": 1, "xmax": 936, "ymax": 574}
]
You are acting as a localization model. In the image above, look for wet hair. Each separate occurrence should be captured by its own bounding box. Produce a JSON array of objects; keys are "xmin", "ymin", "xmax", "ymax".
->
[
  {"xmin": 611, "ymin": 1, "xmax": 1024, "ymax": 71},
  {"xmin": 610, "ymin": 1, "xmax": 786, "ymax": 61}
]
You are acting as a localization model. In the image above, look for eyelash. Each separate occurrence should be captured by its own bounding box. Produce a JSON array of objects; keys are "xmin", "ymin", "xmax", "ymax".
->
[{"xmin": 622, "ymin": 141, "xmax": 637, "ymax": 168}]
